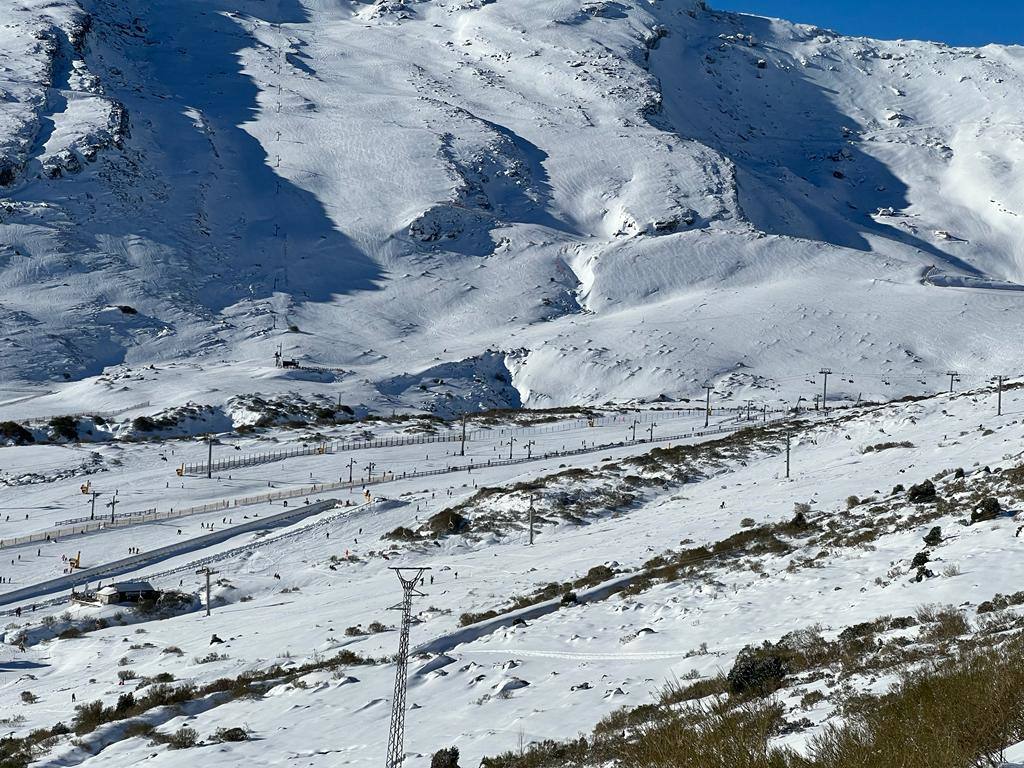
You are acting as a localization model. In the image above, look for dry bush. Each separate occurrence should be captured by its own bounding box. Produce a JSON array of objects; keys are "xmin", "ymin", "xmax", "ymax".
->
[{"xmin": 808, "ymin": 642, "xmax": 1024, "ymax": 768}]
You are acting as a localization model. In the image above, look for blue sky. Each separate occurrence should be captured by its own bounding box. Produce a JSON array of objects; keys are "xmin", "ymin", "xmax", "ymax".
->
[{"xmin": 710, "ymin": 1, "xmax": 1024, "ymax": 47}]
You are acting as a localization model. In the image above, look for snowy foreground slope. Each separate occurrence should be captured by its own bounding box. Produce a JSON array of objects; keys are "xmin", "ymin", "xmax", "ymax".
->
[
  {"xmin": 3, "ymin": 383, "xmax": 1024, "ymax": 766},
  {"xmin": 1, "ymin": 0, "xmax": 1024, "ymax": 415}
]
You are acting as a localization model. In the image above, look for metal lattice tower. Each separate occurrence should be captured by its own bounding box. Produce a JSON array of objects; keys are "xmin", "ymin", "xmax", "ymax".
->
[{"xmin": 385, "ymin": 566, "xmax": 429, "ymax": 768}]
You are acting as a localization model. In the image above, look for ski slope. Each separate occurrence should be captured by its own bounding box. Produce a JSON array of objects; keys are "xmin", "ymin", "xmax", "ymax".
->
[{"xmin": 3, "ymin": 382, "xmax": 1024, "ymax": 766}]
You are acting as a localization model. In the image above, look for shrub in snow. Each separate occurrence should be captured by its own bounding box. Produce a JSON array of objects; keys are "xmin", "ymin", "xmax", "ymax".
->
[
  {"xmin": 913, "ymin": 566, "xmax": 935, "ymax": 582},
  {"xmin": 790, "ymin": 505, "xmax": 810, "ymax": 529},
  {"xmin": 923, "ymin": 526, "xmax": 943, "ymax": 546},
  {"xmin": 212, "ymin": 727, "xmax": 249, "ymax": 743},
  {"xmin": 431, "ymin": 746, "xmax": 460, "ymax": 768},
  {"xmin": 425, "ymin": 509, "xmax": 469, "ymax": 536},
  {"xmin": 971, "ymin": 497, "xmax": 1001, "ymax": 524},
  {"xmin": 114, "ymin": 693, "xmax": 135, "ymax": 714},
  {"xmin": 155, "ymin": 726, "xmax": 198, "ymax": 750},
  {"xmin": 727, "ymin": 643, "xmax": 790, "ymax": 695},
  {"xmin": 575, "ymin": 564, "xmax": 615, "ymax": 587},
  {"xmin": 383, "ymin": 526, "xmax": 418, "ymax": 541},
  {"xmin": 0, "ymin": 421, "xmax": 34, "ymax": 445},
  {"xmin": 906, "ymin": 480, "xmax": 936, "ymax": 503},
  {"xmin": 911, "ymin": 551, "xmax": 930, "ymax": 569},
  {"xmin": 48, "ymin": 416, "xmax": 78, "ymax": 442},
  {"xmin": 131, "ymin": 416, "xmax": 156, "ymax": 432}
]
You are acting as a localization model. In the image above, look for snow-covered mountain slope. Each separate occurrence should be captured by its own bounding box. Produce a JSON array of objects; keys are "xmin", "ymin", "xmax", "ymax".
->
[
  {"xmin": 3, "ymin": 378, "xmax": 1024, "ymax": 767},
  {"xmin": 1, "ymin": 0, "xmax": 1023, "ymax": 414}
]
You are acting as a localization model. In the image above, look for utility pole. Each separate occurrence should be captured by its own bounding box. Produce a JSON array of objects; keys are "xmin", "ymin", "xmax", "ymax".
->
[
  {"xmin": 630, "ymin": 419, "xmax": 639, "ymax": 442},
  {"xmin": 528, "ymin": 494, "xmax": 535, "ymax": 546},
  {"xmin": 385, "ymin": 567, "xmax": 429, "ymax": 768},
  {"xmin": 946, "ymin": 371, "xmax": 960, "ymax": 394},
  {"xmin": 207, "ymin": 435, "xmax": 214, "ymax": 479},
  {"xmin": 745, "ymin": 401, "xmax": 752, "ymax": 421},
  {"xmin": 819, "ymin": 368, "xmax": 832, "ymax": 412},
  {"xmin": 459, "ymin": 414, "xmax": 467, "ymax": 457},
  {"xmin": 366, "ymin": 461, "xmax": 376, "ymax": 482},
  {"xmin": 647, "ymin": 422, "xmax": 657, "ymax": 442},
  {"xmin": 196, "ymin": 567, "xmax": 218, "ymax": 617},
  {"xmin": 762, "ymin": 404, "xmax": 767, "ymax": 423},
  {"xmin": 506, "ymin": 437, "xmax": 515, "ymax": 460},
  {"xmin": 347, "ymin": 458, "xmax": 357, "ymax": 485},
  {"xmin": 105, "ymin": 491, "xmax": 119, "ymax": 524},
  {"xmin": 997, "ymin": 375, "xmax": 1005, "ymax": 416},
  {"xmin": 87, "ymin": 491, "xmax": 101, "ymax": 521},
  {"xmin": 785, "ymin": 432, "xmax": 791, "ymax": 479},
  {"xmin": 813, "ymin": 393, "xmax": 820, "ymax": 411},
  {"xmin": 703, "ymin": 384, "xmax": 713, "ymax": 428},
  {"xmin": 525, "ymin": 440, "xmax": 535, "ymax": 459}
]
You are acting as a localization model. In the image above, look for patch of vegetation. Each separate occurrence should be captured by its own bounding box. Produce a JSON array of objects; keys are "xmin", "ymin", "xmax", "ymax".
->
[
  {"xmin": 149, "ymin": 726, "xmax": 198, "ymax": 750},
  {"xmin": 481, "ymin": 635, "xmax": 1024, "ymax": 768},
  {"xmin": 211, "ymin": 727, "xmax": 249, "ymax": 743},
  {"xmin": 48, "ymin": 416, "xmax": 78, "ymax": 442},
  {"xmin": 861, "ymin": 441, "xmax": 914, "ymax": 454},
  {"xmin": 431, "ymin": 746, "xmax": 460, "ymax": 768},
  {"xmin": 906, "ymin": 479, "xmax": 937, "ymax": 503},
  {"xmin": 425, "ymin": 509, "xmax": 469, "ymax": 536},
  {"xmin": 0, "ymin": 421, "xmax": 34, "ymax": 445},
  {"xmin": 383, "ymin": 526, "xmax": 419, "ymax": 541},
  {"xmin": 727, "ymin": 643, "xmax": 791, "ymax": 696},
  {"xmin": 971, "ymin": 496, "xmax": 1001, "ymax": 523}
]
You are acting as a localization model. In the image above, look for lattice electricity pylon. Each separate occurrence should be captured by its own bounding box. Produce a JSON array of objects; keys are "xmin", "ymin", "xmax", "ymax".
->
[{"xmin": 385, "ymin": 566, "xmax": 430, "ymax": 768}]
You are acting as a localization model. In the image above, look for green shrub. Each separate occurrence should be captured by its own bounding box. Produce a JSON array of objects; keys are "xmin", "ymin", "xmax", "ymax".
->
[
  {"xmin": 48, "ymin": 416, "xmax": 78, "ymax": 441},
  {"xmin": 0, "ymin": 421, "xmax": 34, "ymax": 444},
  {"xmin": 72, "ymin": 700, "xmax": 111, "ymax": 735},
  {"xmin": 431, "ymin": 746, "xmax": 460, "ymax": 768},
  {"xmin": 923, "ymin": 526, "xmax": 942, "ymax": 546},
  {"xmin": 906, "ymin": 480, "xmax": 936, "ymax": 503},
  {"xmin": 971, "ymin": 497, "xmax": 1001, "ymax": 524},
  {"xmin": 425, "ymin": 509, "xmax": 468, "ymax": 535},
  {"xmin": 132, "ymin": 416, "xmax": 156, "ymax": 432},
  {"xmin": 726, "ymin": 643, "xmax": 790, "ymax": 696}
]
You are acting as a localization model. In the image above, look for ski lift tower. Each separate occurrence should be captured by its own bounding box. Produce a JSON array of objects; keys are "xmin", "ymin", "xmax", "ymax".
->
[{"xmin": 385, "ymin": 566, "xmax": 430, "ymax": 768}]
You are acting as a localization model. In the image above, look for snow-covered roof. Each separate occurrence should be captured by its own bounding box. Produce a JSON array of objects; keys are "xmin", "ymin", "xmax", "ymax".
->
[{"xmin": 109, "ymin": 581, "xmax": 155, "ymax": 592}]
